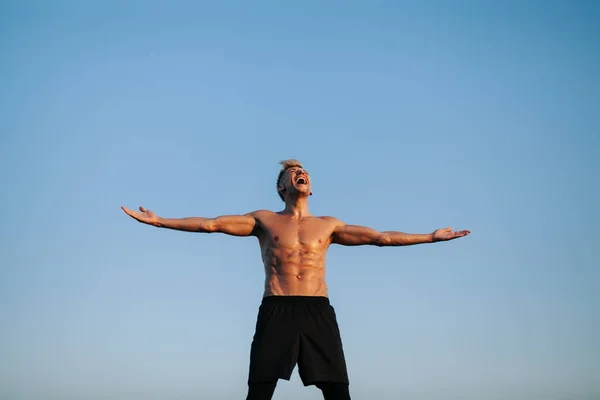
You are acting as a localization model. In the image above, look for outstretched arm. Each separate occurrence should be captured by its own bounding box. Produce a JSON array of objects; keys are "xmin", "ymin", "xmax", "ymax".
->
[
  {"xmin": 332, "ymin": 222, "xmax": 470, "ymax": 246},
  {"xmin": 121, "ymin": 206, "xmax": 260, "ymax": 237}
]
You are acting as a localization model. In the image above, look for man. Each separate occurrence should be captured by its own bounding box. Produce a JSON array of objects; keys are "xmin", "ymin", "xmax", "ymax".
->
[{"xmin": 122, "ymin": 159, "xmax": 470, "ymax": 400}]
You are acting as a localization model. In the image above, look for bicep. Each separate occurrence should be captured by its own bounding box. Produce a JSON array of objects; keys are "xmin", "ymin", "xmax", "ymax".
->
[
  {"xmin": 211, "ymin": 213, "xmax": 259, "ymax": 237},
  {"xmin": 331, "ymin": 224, "xmax": 382, "ymax": 246}
]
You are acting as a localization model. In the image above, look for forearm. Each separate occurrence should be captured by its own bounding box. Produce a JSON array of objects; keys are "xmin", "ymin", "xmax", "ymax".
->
[
  {"xmin": 377, "ymin": 231, "xmax": 434, "ymax": 246},
  {"xmin": 155, "ymin": 217, "xmax": 214, "ymax": 232}
]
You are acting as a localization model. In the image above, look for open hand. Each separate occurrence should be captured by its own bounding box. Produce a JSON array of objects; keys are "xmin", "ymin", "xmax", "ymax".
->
[
  {"xmin": 121, "ymin": 206, "xmax": 160, "ymax": 225},
  {"xmin": 433, "ymin": 227, "xmax": 471, "ymax": 242}
]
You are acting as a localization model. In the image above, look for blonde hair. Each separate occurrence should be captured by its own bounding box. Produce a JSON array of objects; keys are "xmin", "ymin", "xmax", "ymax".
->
[{"xmin": 276, "ymin": 159, "xmax": 303, "ymax": 201}]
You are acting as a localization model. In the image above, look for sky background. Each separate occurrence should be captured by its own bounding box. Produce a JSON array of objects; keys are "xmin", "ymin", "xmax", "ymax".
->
[{"xmin": 1, "ymin": 1, "xmax": 599, "ymax": 399}]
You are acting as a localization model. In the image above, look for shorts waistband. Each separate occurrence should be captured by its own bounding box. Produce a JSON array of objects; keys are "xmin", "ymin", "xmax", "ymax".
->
[{"xmin": 261, "ymin": 295, "xmax": 330, "ymax": 306}]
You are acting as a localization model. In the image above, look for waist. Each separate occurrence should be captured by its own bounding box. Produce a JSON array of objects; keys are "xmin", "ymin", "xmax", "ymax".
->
[{"xmin": 261, "ymin": 295, "xmax": 330, "ymax": 306}]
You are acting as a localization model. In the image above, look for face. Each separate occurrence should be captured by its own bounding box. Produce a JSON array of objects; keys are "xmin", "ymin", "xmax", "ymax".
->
[{"xmin": 280, "ymin": 167, "xmax": 312, "ymax": 198}]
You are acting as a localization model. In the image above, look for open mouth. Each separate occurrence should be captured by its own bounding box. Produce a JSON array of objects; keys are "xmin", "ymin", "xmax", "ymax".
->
[{"xmin": 296, "ymin": 177, "xmax": 307, "ymax": 185}]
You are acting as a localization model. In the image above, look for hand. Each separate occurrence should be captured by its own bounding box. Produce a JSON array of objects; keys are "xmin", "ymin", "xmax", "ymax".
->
[
  {"xmin": 121, "ymin": 206, "xmax": 160, "ymax": 226},
  {"xmin": 432, "ymin": 227, "xmax": 471, "ymax": 242}
]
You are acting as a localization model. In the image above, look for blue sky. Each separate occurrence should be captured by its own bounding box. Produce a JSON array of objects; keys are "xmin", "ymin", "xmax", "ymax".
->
[{"xmin": 1, "ymin": 1, "xmax": 598, "ymax": 399}]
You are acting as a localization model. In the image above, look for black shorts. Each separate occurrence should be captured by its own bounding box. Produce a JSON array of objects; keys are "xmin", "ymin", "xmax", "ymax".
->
[{"xmin": 247, "ymin": 295, "xmax": 349, "ymax": 386}]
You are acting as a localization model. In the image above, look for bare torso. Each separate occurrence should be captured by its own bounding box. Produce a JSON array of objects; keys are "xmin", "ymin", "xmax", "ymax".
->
[{"xmin": 255, "ymin": 211, "xmax": 339, "ymax": 298}]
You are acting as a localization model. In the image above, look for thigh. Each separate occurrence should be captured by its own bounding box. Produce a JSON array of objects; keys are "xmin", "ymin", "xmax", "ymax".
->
[
  {"xmin": 297, "ymin": 305, "xmax": 349, "ymax": 386},
  {"xmin": 248, "ymin": 303, "xmax": 300, "ymax": 383}
]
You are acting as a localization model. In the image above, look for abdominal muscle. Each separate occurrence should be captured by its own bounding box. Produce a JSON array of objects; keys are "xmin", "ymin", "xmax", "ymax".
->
[{"xmin": 261, "ymin": 247, "xmax": 329, "ymax": 297}]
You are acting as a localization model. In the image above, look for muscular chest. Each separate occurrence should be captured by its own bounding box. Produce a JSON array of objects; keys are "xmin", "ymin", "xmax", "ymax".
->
[{"xmin": 260, "ymin": 216, "xmax": 332, "ymax": 250}]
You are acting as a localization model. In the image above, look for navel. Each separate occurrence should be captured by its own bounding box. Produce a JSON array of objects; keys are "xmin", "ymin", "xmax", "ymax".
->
[{"xmin": 274, "ymin": 236, "xmax": 279, "ymax": 242}]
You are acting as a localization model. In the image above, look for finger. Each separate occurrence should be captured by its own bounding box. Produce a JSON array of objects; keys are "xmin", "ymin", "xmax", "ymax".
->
[
  {"xmin": 140, "ymin": 206, "xmax": 147, "ymax": 213},
  {"xmin": 122, "ymin": 207, "xmax": 141, "ymax": 220}
]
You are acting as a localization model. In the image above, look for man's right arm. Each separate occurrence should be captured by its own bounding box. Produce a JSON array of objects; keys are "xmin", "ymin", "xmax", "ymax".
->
[{"xmin": 121, "ymin": 206, "xmax": 261, "ymax": 237}]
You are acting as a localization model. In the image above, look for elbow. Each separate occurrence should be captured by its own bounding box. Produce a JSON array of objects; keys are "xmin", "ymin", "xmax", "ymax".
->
[
  {"xmin": 203, "ymin": 219, "xmax": 218, "ymax": 233},
  {"xmin": 375, "ymin": 233, "xmax": 391, "ymax": 247}
]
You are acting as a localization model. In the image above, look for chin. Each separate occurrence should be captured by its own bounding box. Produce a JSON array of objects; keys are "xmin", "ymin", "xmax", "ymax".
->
[{"xmin": 293, "ymin": 186, "xmax": 311, "ymax": 196}]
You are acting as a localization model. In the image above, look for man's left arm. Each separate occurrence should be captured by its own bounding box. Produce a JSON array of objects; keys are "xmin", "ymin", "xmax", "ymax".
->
[{"xmin": 331, "ymin": 221, "xmax": 470, "ymax": 247}]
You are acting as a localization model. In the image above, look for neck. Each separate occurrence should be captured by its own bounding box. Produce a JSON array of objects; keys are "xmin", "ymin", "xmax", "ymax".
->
[{"xmin": 283, "ymin": 196, "xmax": 311, "ymax": 217}]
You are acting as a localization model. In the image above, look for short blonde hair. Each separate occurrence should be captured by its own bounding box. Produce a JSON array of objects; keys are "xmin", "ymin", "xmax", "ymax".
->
[{"xmin": 276, "ymin": 159, "xmax": 303, "ymax": 201}]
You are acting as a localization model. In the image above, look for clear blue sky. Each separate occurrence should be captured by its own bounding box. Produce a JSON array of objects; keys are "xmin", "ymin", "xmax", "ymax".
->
[{"xmin": 1, "ymin": 1, "xmax": 598, "ymax": 399}]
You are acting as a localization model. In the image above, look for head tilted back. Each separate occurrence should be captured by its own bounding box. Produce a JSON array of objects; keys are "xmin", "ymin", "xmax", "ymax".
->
[{"xmin": 276, "ymin": 159, "xmax": 303, "ymax": 201}]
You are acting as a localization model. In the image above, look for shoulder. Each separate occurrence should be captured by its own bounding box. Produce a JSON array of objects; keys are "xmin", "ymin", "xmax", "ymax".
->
[
  {"xmin": 318, "ymin": 215, "xmax": 346, "ymax": 229},
  {"xmin": 248, "ymin": 209, "xmax": 276, "ymax": 219}
]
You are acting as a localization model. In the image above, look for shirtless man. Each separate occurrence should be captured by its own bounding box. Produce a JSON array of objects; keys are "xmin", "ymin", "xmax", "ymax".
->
[{"xmin": 121, "ymin": 159, "xmax": 470, "ymax": 400}]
